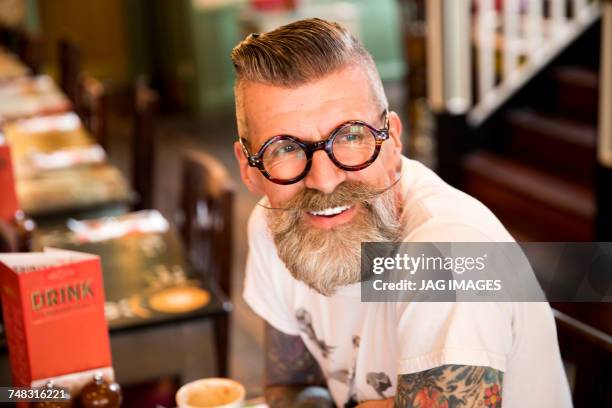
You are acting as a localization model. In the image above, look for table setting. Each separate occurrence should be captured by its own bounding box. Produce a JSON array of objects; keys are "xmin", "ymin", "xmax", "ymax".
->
[
  {"xmin": 0, "ymin": 36, "xmax": 234, "ymax": 408},
  {"xmin": 0, "ymin": 74, "xmax": 71, "ymax": 122},
  {"xmin": 2, "ymin": 111, "xmax": 130, "ymax": 218},
  {"xmin": 30, "ymin": 210, "xmax": 229, "ymax": 332}
]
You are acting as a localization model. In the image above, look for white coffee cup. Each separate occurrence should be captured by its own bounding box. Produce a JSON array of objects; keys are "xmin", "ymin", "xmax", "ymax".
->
[{"xmin": 176, "ymin": 378, "xmax": 245, "ymax": 408}]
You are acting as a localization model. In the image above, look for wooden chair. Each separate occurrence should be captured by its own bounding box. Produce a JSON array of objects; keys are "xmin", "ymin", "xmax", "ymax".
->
[
  {"xmin": 78, "ymin": 74, "xmax": 108, "ymax": 150},
  {"xmin": 177, "ymin": 150, "xmax": 234, "ymax": 377},
  {"xmin": 132, "ymin": 80, "xmax": 159, "ymax": 211},
  {"xmin": 17, "ymin": 31, "xmax": 42, "ymax": 74},
  {"xmin": 0, "ymin": 28, "xmax": 42, "ymax": 74},
  {"xmin": 58, "ymin": 39, "xmax": 82, "ymax": 104},
  {"xmin": 553, "ymin": 307, "xmax": 612, "ymax": 406}
]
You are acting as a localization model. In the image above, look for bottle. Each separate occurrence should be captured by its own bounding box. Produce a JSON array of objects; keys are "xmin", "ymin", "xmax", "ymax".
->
[
  {"xmin": 76, "ymin": 373, "xmax": 122, "ymax": 408},
  {"xmin": 11, "ymin": 209, "xmax": 35, "ymax": 252},
  {"xmin": 0, "ymin": 218, "xmax": 14, "ymax": 252}
]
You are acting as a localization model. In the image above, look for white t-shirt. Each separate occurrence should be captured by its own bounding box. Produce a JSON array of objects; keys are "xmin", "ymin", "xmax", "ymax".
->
[{"xmin": 244, "ymin": 156, "xmax": 572, "ymax": 407}]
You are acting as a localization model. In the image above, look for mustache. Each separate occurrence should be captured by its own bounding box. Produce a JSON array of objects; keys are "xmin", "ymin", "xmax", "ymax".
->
[{"xmin": 258, "ymin": 175, "xmax": 401, "ymax": 212}]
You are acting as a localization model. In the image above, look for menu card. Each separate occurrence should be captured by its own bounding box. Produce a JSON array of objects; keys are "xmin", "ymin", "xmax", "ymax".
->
[
  {"xmin": 0, "ymin": 136, "xmax": 19, "ymax": 221},
  {"xmin": 0, "ymin": 249, "xmax": 113, "ymax": 394}
]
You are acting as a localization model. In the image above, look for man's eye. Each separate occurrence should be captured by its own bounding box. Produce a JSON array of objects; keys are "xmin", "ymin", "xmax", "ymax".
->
[
  {"xmin": 341, "ymin": 133, "xmax": 364, "ymax": 143},
  {"xmin": 272, "ymin": 144, "xmax": 299, "ymax": 157},
  {"xmin": 282, "ymin": 145, "xmax": 296, "ymax": 153}
]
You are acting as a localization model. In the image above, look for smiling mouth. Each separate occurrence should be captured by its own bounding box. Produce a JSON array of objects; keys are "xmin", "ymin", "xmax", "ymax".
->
[{"xmin": 306, "ymin": 205, "xmax": 353, "ymax": 217}]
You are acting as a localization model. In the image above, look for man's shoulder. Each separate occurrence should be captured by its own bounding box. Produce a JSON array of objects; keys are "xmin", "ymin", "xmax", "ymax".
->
[{"xmin": 400, "ymin": 158, "xmax": 514, "ymax": 242}]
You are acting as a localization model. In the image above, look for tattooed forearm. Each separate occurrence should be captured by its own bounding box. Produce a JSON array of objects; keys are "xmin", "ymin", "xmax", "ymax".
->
[
  {"xmin": 394, "ymin": 365, "xmax": 503, "ymax": 408},
  {"xmin": 264, "ymin": 324, "xmax": 328, "ymax": 407},
  {"xmin": 265, "ymin": 323, "xmax": 326, "ymax": 386}
]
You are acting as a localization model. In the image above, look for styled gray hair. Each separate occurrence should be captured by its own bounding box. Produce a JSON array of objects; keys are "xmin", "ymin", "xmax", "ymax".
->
[{"xmin": 231, "ymin": 18, "xmax": 388, "ymax": 138}]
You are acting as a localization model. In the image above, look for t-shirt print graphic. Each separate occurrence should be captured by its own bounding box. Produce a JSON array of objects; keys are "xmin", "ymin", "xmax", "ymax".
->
[
  {"xmin": 342, "ymin": 335, "xmax": 361, "ymax": 408},
  {"xmin": 296, "ymin": 307, "xmax": 335, "ymax": 358},
  {"xmin": 366, "ymin": 372, "xmax": 392, "ymax": 399},
  {"xmin": 330, "ymin": 335, "xmax": 361, "ymax": 385}
]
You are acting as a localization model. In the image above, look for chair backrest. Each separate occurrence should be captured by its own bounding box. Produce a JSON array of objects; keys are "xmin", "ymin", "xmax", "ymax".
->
[
  {"xmin": 0, "ymin": 28, "xmax": 41, "ymax": 74},
  {"xmin": 132, "ymin": 80, "xmax": 159, "ymax": 211},
  {"xmin": 17, "ymin": 31, "xmax": 42, "ymax": 74},
  {"xmin": 178, "ymin": 150, "xmax": 234, "ymax": 296},
  {"xmin": 78, "ymin": 75, "xmax": 108, "ymax": 150},
  {"xmin": 553, "ymin": 307, "xmax": 612, "ymax": 406},
  {"xmin": 58, "ymin": 39, "xmax": 82, "ymax": 104}
]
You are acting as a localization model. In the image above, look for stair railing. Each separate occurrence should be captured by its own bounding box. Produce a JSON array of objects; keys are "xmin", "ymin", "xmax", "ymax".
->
[
  {"xmin": 426, "ymin": 0, "xmax": 611, "ymax": 239},
  {"xmin": 426, "ymin": 0, "xmax": 602, "ymax": 126}
]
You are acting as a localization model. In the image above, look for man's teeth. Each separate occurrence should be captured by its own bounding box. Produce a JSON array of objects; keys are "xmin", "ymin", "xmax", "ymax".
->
[{"xmin": 308, "ymin": 205, "xmax": 352, "ymax": 217}]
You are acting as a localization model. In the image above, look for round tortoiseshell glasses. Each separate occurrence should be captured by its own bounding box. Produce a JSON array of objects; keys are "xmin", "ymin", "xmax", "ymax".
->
[{"xmin": 240, "ymin": 110, "xmax": 390, "ymax": 185}]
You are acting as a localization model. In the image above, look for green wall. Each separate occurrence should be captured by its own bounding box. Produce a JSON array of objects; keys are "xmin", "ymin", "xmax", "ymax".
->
[{"xmin": 127, "ymin": 0, "xmax": 405, "ymax": 114}]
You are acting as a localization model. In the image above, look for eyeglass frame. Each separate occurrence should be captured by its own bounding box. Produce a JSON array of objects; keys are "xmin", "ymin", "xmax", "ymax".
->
[{"xmin": 239, "ymin": 109, "xmax": 390, "ymax": 185}]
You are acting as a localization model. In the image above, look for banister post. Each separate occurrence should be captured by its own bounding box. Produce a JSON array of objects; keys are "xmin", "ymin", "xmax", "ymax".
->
[
  {"xmin": 426, "ymin": 0, "xmax": 471, "ymax": 185},
  {"xmin": 597, "ymin": 0, "xmax": 612, "ymax": 240}
]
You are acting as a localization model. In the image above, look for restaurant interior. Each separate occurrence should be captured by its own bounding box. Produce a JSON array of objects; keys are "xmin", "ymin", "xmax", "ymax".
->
[{"xmin": 0, "ymin": 0, "xmax": 610, "ymax": 407}]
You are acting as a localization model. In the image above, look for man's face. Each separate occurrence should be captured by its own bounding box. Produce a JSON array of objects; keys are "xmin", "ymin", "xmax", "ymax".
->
[
  {"xmin": 234, "ymin": 64, "xmax": 404, "ymax": 295},
  {"xmin": 235, "ymin": 65, "xmax": 403, "ymax": 216}
]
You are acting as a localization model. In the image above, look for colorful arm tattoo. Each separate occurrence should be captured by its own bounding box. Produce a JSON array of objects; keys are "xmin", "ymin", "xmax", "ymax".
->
[{"xmin": 394, "ymin": 365, "xmax": 504, "ymax": 408}]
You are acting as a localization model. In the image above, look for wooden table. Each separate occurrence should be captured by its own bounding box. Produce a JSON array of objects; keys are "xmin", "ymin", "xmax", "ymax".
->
[
  {"xmin": 17, "ymin": 164, "xmax": 132, "ymax": 224},
  {"xmin": 0, "ymin": 215, "xmax": 231, "ymax": 388},
  {"xmin": 3, "ymin": 113, "xmax": 132, "ymax": 221},
  {"xmin": 0, "ymin": 75, "xmax": 70, "ymax": 121},
  {"xmin": 0, "ymin": 47, "xmax": 29, "ymax": 83}
]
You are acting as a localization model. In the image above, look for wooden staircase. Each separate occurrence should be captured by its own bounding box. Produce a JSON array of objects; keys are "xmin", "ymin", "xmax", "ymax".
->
[
  {"xmin": 461, "ymin": 64, "xmax": 599, "ymax": 241},
  {"xmin": 429, "ymin": 5, "xmax": 611, "ymax": 405}
]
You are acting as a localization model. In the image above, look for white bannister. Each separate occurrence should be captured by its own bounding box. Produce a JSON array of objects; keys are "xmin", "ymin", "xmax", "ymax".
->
[
  {"xmin": 444, "ymin": 0, "xmax": 472, "ymax": 113},
  {"xmin": 527, "ymin": 0, "xmax": 544, "ymax": 54},
  {"xmin": 477, "ymin": 0, "xmax": 497, "ymax": 104},
  {"xmin": 426, "ymin": 0, "xmax": 472, "ymax": 114},
  {"xmin": 550, "ymin": 0, "xmax": 568, "ymax": 35},
  {"xmin": 574, "ymin": 0, "xmax": 589, "ymax": 20},
  {"xmin": 427, "ymin": 0, "xmax": 601, "ymax": 123},
  {"xmin": 469, "ymin": 0, "xmax": 601, "ymax": 125},
  {"xmin": 503, "ymin": 0, "xmax": 521, "ymax": 80}
]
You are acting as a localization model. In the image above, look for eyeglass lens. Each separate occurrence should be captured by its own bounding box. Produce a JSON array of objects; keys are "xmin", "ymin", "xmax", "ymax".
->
[{"xmin": 261, "ymin": 124, "xmax": 378, "ymax": 181}]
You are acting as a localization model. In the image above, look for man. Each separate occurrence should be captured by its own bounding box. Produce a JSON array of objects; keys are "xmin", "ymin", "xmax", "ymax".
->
[{"xmin": 231, "ymin": 19, "xmax": 572, "ymax": 407}]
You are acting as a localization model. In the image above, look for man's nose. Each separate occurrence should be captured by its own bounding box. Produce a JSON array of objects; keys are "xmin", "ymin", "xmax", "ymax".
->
[{"xmin": 304, "ymin": 150, "xmax": 346, "ymax": 194}]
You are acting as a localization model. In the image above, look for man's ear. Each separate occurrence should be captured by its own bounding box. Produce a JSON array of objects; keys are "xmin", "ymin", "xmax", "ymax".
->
[
  {"xmin": 233, "ymin": 140, "xmax": 265, "ymax": 195},
  {"xmin": 388, "ymin": 111, "xmax": 403, "ymax": 155},
  {"xmin": 387, "ymin": 111, "xmax": 403, "ymax": 173}
]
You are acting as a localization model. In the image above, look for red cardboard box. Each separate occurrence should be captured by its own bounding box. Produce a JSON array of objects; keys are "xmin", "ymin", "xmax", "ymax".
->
[
  {"xmin": 0, "ymin": 249, "xmax": 113, "ymax": 391},
  {"xmin": 0, "ymin": 138, "xmax": 19, "ymax": 222}
]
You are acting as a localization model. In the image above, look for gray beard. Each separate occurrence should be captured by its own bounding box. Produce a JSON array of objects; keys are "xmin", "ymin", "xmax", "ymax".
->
[{"xmin": 266, "ymin": 185, "xmax": 401, "ymax": 296}]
